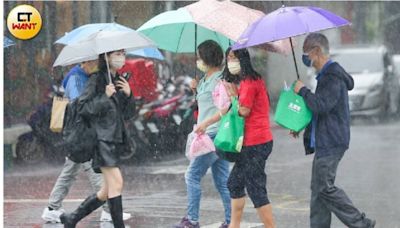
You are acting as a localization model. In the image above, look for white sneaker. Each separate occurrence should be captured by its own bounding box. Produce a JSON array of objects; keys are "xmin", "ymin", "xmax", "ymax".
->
[
  {"xmin": 41, "ymin": 207, "xmax": 65, "ymax": 223},
  {"xmin": 100, "ymin": 210, "xmax": 132, "ymax": 222}
]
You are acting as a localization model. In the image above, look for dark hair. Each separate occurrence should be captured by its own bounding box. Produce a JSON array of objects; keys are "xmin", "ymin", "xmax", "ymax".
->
[
  {"xmin": 197, "ymin": 40, "xmax": 224, "ymax": 67},
  {"xmin": 223, "ymin": 47, "xmax": 262, "ymax": 81},
  {"xmin": 98, "ymin": 53, "xmax": 108, "ymax": 73},
  {"xmin": 304, "ymin": 33, "xmax": 330, "ymax": 54},
  {"xmin": 222, "ymin": 48, "xmax": 240, "ymax": 84}
]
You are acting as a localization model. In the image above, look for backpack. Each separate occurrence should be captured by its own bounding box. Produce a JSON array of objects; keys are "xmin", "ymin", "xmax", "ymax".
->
[{"xmin": 62, "ymin": 99, "xmax": 97, "ymax": 163}]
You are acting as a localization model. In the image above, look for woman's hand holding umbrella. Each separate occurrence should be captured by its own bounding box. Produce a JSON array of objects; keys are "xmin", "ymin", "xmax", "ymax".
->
[
  {"xmin": 106, "ymin": 84, "xmax": 116, "ymax": 97},
  {"xmin": 190, "ymin": 78, "xmax": 198, "ymax": 94}
]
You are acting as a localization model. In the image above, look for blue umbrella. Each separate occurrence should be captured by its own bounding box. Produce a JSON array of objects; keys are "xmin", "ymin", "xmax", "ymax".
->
[
  {"xmin": 4, "ymin": 36, "xmax": 15, "ymax": 48},
  {"xmin": 55, "ymin": 23, "xmax": 132, "ymax": 45},
  {"xmin": 55, "ymin": 23, "xmax": 163, "ymax": 60},
  {"xmin": 127, "ymin": 47, "xmax": 164, "ymax": 61}
]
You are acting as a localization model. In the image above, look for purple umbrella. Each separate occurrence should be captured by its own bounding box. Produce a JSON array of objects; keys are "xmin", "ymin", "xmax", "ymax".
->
[{"xmin": 232, "ymin": 5, "xmax": 350, "ymax": 79}]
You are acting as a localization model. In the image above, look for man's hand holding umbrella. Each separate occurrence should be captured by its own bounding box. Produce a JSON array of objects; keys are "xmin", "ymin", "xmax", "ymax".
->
[{"xmin": 294, "ymin": 80, "xmax": 305, "ymax": 94}]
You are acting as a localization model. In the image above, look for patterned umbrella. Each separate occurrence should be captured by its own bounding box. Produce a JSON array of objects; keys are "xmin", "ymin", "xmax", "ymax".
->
[{"xmin": 185, "ymin": 0, "xmax": 292, "ymax": 54}]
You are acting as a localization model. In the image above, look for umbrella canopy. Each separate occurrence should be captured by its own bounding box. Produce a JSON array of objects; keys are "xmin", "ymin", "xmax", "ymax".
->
[
  {"xmin": 4, "ymin": 36, "xmax": 15, "ymax": 48},
  {"xmin": 232, "ymin": 6, "xmax": 350, "ymax": 49},
  {"xmin": 53, "ymin": 30, "xmax": 156, "ymax": 67},
  {"xmin": 55, "ymin": 23, "xmax": 133, "ymax": 45},
  {"xmin": 55, "ymin": 22, "xmax": 163, "ymax": 60},
  {"xmin": 185, "ymin": 0, "xmax": 292, "ymax": 55},
  {"xmin": 185, "ymin": 0, "xmax": 264, "ymax": 41},
  {"xmin": 127, "ymin": 48, "xmax": 164, "ymax": 61},
  {"xmin": 137, "ymin": 8, "xmax": 232, "ymax": 53},
  {"xmin": 232, "ymin": 6, "xmax": 350, "ymax": 78}
]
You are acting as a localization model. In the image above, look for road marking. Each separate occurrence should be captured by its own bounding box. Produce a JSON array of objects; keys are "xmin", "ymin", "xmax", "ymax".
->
[
  {"xmin": 5, "ymin": 199, "xmax": 85, "ymax": 203},
  {"xmin": 274, "ymin": 200, "xmax": 309, "ymax": 212},
  {"xmin": 5, "ymin": 194, "xmax": 310, "ymax": 212},
  {"xmin": 270, "ymin": 193, "xmax": 309, "ymax": 212},
  {"xmin": 203, "ymin": 223, "xmax": 263, "ymax": 228}
]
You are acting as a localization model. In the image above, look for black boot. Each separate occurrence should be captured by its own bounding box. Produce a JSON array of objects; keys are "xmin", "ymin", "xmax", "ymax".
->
[
  {"xmin": 108, "ymin": 195, "xmax": 125, "ymax": 228},
  {"xmin": 60, "ymin": 194, "xmax": 105, "ymax": 228}
]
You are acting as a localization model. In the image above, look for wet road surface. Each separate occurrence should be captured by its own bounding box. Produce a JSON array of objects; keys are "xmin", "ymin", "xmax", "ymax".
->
[{"xmin": 4, "ymin": 119, "xmax": 400, "ymax": 227}]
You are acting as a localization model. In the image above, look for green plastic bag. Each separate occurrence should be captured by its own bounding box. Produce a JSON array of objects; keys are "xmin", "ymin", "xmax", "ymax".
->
[
  {"xmin": 274, "ymin": 84, "xmax": 312, "ymax": 132},
  {"xmin": 214, "ymin": 97, "xmax": 244, "ymax": 153}
]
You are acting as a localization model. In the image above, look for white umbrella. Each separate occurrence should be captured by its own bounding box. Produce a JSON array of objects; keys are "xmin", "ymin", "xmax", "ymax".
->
[{"xmin": 53, "ymin": 30, "xmax": 156, "ymax": 83}]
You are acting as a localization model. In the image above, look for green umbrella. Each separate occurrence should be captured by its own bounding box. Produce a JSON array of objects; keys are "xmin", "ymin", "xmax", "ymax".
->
[{"xmin": 137, "ymin": 8, "xmax": 232, "ymax": 53}]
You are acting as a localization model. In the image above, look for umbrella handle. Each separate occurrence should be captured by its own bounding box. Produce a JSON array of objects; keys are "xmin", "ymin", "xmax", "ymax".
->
[
  {"xmin": 104, "ymin": 53, "xmax": 113, "ymax": 85},
  {"xmin": 289, "ymin": 37, "xmax": 300, "ymax": 80},
  {"xmin": 193, "ymin": 23, "xmax": 198, "ymax": 80},
  {"xmin": 193, "ymin": 24, "xmax": 198, "ymax": 97}
]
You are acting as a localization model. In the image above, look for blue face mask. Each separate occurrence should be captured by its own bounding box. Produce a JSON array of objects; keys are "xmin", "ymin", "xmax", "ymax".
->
[{"xmin": 302, "ymin": 54, "xmax": 313, "ymax": 67}]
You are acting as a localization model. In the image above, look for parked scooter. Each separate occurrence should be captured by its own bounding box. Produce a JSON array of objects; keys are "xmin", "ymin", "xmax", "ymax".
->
[
  {"xmin": 16, "ymin": 85, "xmax": 67, "ymax": 164},
  {"xmin": 133, "ymin": 91, "xmax": 196, "ymax": 159},
  {"xmin": 120, "ymin": 97, "xmax": 150, "ymax": 162}
]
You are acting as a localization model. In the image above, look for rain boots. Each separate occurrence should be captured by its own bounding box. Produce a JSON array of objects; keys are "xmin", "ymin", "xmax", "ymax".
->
[
  {"xmin": 107, "ymin": 195, "xmax": 125, "ymax": 228},
  {"xmin": 60, "ymin": 193, "xmax": 105, "ymax": 228}
]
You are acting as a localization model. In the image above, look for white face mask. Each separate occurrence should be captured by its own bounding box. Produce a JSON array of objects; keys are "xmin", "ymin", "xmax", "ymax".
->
[
  {"xmin": 227, "ymin": 61, "xmax": 241, "ymax": 75},
  {"xmin": 109, "ymin": 55, "xmax": 125, "ymax": 70},
  {"xmin": 196, "ymin": 59, "xmax": 209, "ymax": 73}
]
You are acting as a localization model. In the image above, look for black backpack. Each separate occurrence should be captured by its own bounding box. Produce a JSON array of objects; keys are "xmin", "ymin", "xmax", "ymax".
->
[{"xmin": 62, "ymin": 99, "xmax": 97, "ymax": 163}]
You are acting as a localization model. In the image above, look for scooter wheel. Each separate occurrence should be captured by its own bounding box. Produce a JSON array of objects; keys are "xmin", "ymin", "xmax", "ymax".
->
[{"xmin": 120, "ymin": 137, "xmax": 137, "ymax": 161}]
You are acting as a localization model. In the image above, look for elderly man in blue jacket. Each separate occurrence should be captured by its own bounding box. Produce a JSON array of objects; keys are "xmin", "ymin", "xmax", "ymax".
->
[{"xmin": 293, "ymin": 33, "xmax": 375, "ymax": 228}]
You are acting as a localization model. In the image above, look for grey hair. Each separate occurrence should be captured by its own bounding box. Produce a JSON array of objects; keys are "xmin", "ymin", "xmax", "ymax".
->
[{"xmin": 304, "ymin": 33, "xmax": 330, "ymax": 55}]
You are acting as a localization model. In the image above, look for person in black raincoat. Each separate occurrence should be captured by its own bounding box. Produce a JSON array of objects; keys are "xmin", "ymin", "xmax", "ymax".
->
[{"xmin": 60, "ymin": 50, "xmax": 135, "ymax": 228}]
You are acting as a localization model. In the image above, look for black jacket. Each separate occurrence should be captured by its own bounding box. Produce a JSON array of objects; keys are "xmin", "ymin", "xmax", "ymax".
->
[
  {"xmin": 77, "ymin": 71, "xmax": 135, "ymax": 143},
  {"xmin": 299, "ymin": 62, "xmax": 354, "ymax": 157}
]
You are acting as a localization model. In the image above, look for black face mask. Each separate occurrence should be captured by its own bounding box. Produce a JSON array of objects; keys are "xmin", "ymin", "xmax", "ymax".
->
[{"xmin": 302, "ymin": 54, "xmax": 313, "ymax": 67}]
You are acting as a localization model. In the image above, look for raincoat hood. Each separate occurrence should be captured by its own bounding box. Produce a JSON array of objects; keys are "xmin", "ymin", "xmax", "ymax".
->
[{"xmin": 326, "ymin": 62, "xmax": 354, "ymax": 91}]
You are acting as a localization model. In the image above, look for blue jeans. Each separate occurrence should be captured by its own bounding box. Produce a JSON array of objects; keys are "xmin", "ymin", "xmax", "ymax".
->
[{"xmin": 185, "ymin": 148, "xmax": 231, "ymax": 223}]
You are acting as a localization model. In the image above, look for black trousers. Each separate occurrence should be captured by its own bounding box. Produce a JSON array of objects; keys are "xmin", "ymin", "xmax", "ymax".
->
[{"xmin": 227, "ymin": 141, "xmax": 273, "ymax": 208}]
